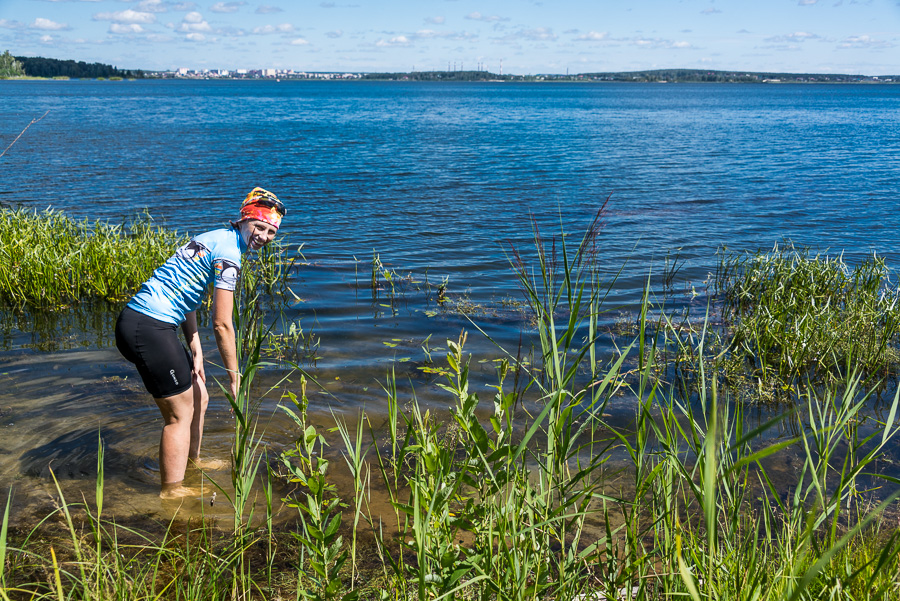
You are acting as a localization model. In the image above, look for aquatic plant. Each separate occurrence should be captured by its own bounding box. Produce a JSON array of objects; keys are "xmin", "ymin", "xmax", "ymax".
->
[
  {"xmin": 0, "ymin": 206, "xmax": 304, "ymax": 351},
  {"xmin": 0, "ymin": 207, "xmax": 185, "ymax": 309},
  {"xmin": 5, "ymin": 219, "xmax": 900, "ymax": 600},
  {"xmin": 716, "ymin": 244, "xmax": 900, "ymax": 394}
]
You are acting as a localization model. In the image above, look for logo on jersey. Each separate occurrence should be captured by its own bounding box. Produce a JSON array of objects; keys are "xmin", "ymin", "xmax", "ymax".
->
[
  {"xmin": 215, "ymin": 259, "xmax": 241, "ymax": 290},
  {"xmin": 176, "ymin": 240, "xmax": 210, "ymax": 263}
]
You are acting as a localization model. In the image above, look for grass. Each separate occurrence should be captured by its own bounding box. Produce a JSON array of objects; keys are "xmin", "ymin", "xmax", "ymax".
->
[
  {"xmin": 677, "ymin": 243, "xmax": 900, "ymax": 401},
  {"xmin": 5, "ymin": 219, "xmax": 900, "ymax": 599},
  {"xmin": 0, "ymin": 207, "xmax": 308, "ymax": 357},
  {"xmin": 0, "ymin": 207, "xmax": 185, "ymax": 309}
]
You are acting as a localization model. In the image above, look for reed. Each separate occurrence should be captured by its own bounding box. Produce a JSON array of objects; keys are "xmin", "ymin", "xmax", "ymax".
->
[
  {"xmin": 715, "ymin": 243, "xmax": 900, "ymax": 393},
  {"xmin": 0, "ymin": 207, "xmax": 185, "ymax": 309},
  {"xmin": 0, "ymin": 206, "xmax": 305, "ymax": 354},
  {"xmin": 5, "ymin": 219, "xmax": 900, "ymax": 600}
]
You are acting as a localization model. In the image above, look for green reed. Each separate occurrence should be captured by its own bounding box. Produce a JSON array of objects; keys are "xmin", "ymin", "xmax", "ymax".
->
[
  {"xmin": 715, "ymin": 243, "xmax": 900, "ymax": 393},
  {"xmin": 0, "ymin": 207, "xmax": 185, "ymax": 309},
  {"xmin": 0, "ymin": 206, "xmax": 306, "ymax": 354},
  {"xmin": 7, "ymin": 218, "xmax": 900, "ymax": 600}
]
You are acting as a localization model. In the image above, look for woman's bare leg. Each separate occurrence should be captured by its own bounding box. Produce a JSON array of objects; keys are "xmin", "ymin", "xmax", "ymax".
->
[
  {"xmin": 154, "ymin": 387, "xmax": 197, "ymax": 488},
  {"xmin": 187, "ymin": 374, "xmax": 209, "ymax": 462}
]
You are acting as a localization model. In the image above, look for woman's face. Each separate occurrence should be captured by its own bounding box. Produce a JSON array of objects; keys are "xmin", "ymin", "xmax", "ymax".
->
[{"xmin": 240, "ymin": 219, "xmax": 278, "ymax": 250}]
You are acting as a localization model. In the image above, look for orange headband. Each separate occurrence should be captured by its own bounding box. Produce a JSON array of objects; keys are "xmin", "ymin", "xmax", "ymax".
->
[{"xmin": 239, "ymin": 187, "xmax": 285, "ymax": 229}]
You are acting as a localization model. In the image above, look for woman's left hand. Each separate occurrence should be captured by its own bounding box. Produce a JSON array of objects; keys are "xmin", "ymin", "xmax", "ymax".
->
[{"xmin": 193, "ymin": 352, "xmax": 206, "ymax": 384}]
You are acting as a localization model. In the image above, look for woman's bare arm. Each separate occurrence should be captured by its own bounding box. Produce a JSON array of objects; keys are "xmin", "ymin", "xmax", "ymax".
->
[
  {"xmin": 212, "ymin": 287, "xmax": 240, "ymax": 400},
  {"xmin": 181, "ymin": 311, "xmax": 205, "ymax": 383}
]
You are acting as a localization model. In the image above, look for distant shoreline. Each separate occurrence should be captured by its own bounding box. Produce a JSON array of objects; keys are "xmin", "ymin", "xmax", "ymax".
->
[
  {"xmin": 4, "ymin": 57, "xmax": 898, "ymax": 84},
  {"xmin": 2, "ymin": 76, "xmax": 898, "ymax": 84}
]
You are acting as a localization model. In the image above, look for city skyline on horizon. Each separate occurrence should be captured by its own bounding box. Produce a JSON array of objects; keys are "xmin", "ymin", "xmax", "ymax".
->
[{"xmin": 1, "ymin": 0, "xmax": 898, "ymax": 76}]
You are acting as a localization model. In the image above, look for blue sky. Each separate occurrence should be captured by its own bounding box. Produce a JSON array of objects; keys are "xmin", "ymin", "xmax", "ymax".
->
[{"xmin": 1, "ymin": 0, "xmax": 898, "ymax": 74}]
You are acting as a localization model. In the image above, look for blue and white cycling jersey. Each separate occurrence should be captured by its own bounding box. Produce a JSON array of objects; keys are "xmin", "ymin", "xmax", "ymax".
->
[{"xmin": 127, "ymin": 227, "xmax": 248, "ymax": 326}]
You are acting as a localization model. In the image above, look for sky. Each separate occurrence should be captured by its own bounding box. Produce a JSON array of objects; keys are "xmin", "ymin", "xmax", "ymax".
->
[{"xmin": 0, "ymin": 0, "xmax": 898, "ymax": 75}]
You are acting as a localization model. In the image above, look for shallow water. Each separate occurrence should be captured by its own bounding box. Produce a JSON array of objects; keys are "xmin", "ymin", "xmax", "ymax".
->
[{"xmin": 1, "ymin": 80, "xmax": 899, "ymax": 521}]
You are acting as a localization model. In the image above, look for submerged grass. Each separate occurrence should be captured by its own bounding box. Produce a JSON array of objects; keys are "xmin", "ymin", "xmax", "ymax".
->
[
  {"xmin": 5, "ymin": 217, "xmax": 900, "ymax": 599},
  {"xmin": 0, "ymin": 207, "xmax": 185, "ymax": 309},
  {"xmin": 715, "ymin": 244, "xmax": 900, "ymax": 396},
  {"xmin": 0, "ymin": 206, "xmax": 307, "ymax": 355}
]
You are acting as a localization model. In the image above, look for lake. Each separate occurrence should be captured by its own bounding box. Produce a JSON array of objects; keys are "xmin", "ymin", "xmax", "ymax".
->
[{"xmin": 1, "ymin": 80, "xmax": 898, "ymax": 518}]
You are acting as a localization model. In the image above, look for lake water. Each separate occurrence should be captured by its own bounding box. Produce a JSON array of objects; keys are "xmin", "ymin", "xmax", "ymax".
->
[{"xmin": 1, "ymin": 80, "xmax": 898, "ymax": 518}]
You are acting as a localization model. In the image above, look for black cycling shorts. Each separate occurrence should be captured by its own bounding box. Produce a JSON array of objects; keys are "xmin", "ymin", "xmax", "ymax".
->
[{"xmin": 115, "ymin": 306, "xmax": 194, "ymax": 398}]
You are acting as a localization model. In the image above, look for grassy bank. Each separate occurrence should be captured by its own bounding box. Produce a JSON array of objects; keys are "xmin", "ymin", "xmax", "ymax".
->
[
  {"xmin": 4, "ymin": 219, "xmax": 900, "ymax": 600},
  {"xmin": 0, "ymin": 207, "xmax": 304, "ymax": 355},
  {"xmin": 0, "ymin": 207, "xmax": 185, "ymax": 308}
]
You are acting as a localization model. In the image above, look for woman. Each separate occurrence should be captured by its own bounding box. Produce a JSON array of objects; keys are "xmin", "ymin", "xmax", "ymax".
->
[{"xmin": 116, "ymin": 187, "xmax": 285, "ymax": 497}]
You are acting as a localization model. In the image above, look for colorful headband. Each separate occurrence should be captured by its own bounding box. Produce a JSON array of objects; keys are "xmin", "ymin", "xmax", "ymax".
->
[{"xmin": 239, "ymin": 187, "xmax": 285, "ymax": 229}]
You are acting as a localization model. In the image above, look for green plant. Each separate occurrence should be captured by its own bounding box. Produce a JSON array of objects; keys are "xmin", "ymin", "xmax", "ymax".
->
[
  {"xmin": 280, "ymin": 379, "xmax": 356, "ymax": 601},
  {"xmin": 0, "ymin": 208, "xmax": 185, "ymax": 309},
  {"xmin": 0, "ymin": 50, "xmax": 24, "ymax": 79},
  {"xmin": 717, "ymin": 244, "xmax": 900, "ymax": 393}
]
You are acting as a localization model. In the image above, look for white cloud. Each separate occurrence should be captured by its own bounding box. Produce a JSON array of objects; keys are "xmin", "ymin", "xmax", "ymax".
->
[
  {"xmin": 520, "ymin": 27, "xmax": 556, "ymax": 41},
  {"xmin": 40, "ymin": 35, "xmax": 54, "ymax": 43},
  {"xmin": 290, "ymin": 38, "xmax": 309, "ymax": 45},
  {"xmin": 376, "ymin": 35, "xmax": 410, "ymax": 47},
  {"xmin": 765, "ymin": 31, "xmax": 820, "ymax": 42},
  {"xmin": 31, "ymin": 18, "xmax": 69, "ymax": 30},
  {"xmin": 412, "ymin": 29, "xmax": 474, "ymax": 41},
  {"xmin": 172, "ymin": 2, "xmax": 198, "ymax": 10},
  {"xmin": 110, "ymin": 23, "xmax": 145, "ymax": 33},
  {"xmin": 136, "ymin": 0, "xmax": 168, "ymax": 13},
  {"xmin": 575, "ymin": 31, "xmax": 608, "ymax": 42},
  {"xmin": 178, "ymin": 13, "xmax": 212, "ymax": 32},
  {"xmin": 252, "ymin": 23, "xmax": 294, "ymax": 34},
  {"xmin": 0, "ymin": 19, "xmax": 25, "ymax": 29},
  {"xmin": 211, "ymin": 2, "xmax": 246, "ymax": 13},
  {"xmin": 798, "ymin": 0, "xmax": 818, "ymax": 4},
  {"xmin": 256, "ymin": 5, "xmax": 283, "ymax": 13},
  {"xmin": 465, "ymin": 12, "xmax": 509, "ymax": 22},
  {"xmin": 838, "ymin": 34, "xmax": 892, "ymax": 49},
  {"xmin": 185, "ymin": 32, "xmax": 205, "ymax": 41},
  {"xmin": 93, "ymin": 10, "xmax": 156, "ymax": 24},
  {"xmin": 425, "ymin": 16, "xmax": 445, "ymax": 25},
  {"xmin": 325, "ymin": 30, "xmax": 343, "ymax": 38},
  {"xmin": 630, "ymin": 37, "xmax": 693, "ymax": 49},
  {"xmin": 701, "ymin": 7, "xmax": 722, "ymax": 14}
]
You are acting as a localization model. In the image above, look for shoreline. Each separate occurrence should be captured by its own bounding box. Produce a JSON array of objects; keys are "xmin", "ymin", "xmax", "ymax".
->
[{"xmin": 3, "ymin": 77, "xmax": 899, "ymax": 84}]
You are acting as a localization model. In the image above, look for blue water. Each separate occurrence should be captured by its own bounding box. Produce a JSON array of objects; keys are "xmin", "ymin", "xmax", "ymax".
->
[
  {"xmin": 3, "ymin": 80, "xmax": 898, "ymax": 348},
  {"xmin": 0, "ymin": 80, "xmax": 898, "ymax": 510},
  {"xmin": 2, "ymin": 80, "xmax": 899, "ymax": 375}
]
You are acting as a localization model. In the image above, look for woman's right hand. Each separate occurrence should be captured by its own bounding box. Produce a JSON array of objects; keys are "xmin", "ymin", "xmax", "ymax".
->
[{"xmin": 229, "ymin": 373, "xmax": 241, "ymax": 402}]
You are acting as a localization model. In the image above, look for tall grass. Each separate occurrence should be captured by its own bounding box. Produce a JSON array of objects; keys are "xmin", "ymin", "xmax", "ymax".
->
[
  {"xmin": 715, "ymin": 243, "xmax": 900, "ymax": 393},
  {"xmin": 0, "ymin": 207, "xmax": 185, "ymax": 309},
  {"xmin": 5, "ymin": 218, "xmax": 900, "ymax": 600}
]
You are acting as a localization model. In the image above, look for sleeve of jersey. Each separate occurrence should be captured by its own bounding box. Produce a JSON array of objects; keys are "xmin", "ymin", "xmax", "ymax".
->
[{"xmin": 213, "ymin": 240, "xmax": 242, "ymax": 292}]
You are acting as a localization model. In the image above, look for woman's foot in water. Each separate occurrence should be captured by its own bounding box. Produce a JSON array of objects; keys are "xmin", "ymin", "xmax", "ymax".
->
[
  {"xmin": 188, "ymin": 457, "xmax": 230, "ymax": 471},
  {"xmin": 159, "ymin": 481, "xmax": 203, "ymax": 499}
]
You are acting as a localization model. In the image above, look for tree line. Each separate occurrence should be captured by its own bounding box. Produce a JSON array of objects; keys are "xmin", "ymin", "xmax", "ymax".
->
[{"xmin": 3, "ymin": 52, "xmax": 145, "ymax": 79}]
